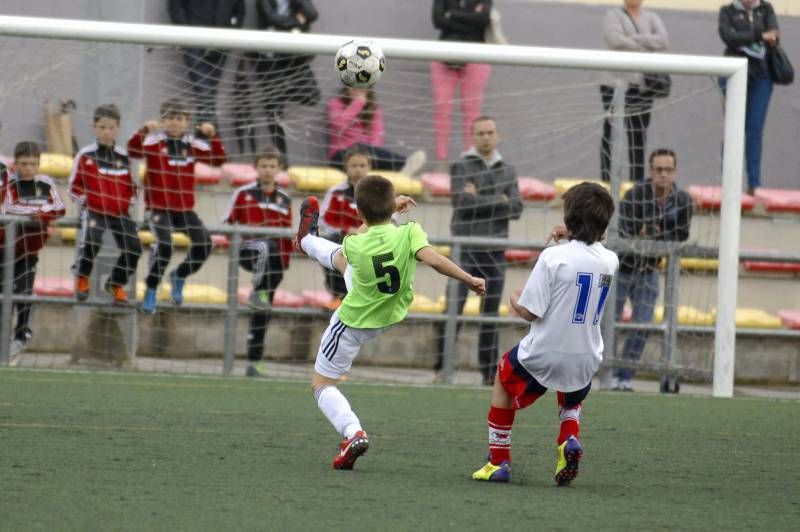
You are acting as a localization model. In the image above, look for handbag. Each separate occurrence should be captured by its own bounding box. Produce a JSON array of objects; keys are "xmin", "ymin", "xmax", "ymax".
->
[
  {"xmin": 621, "ymin": 8, "xmax": 671, "ymax": 98},
  {"xmin": 767, "ymin": 45, "xmax": 794, "ymax": 86}
]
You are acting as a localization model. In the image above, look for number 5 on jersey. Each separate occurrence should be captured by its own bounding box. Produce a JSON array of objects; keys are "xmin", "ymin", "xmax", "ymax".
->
[
  {"xmin": 572, "ymin": 273, "xmax": 613, "ymax": 325},
  {"xmin": 372, "ymin": 252, "xmax": 400, "ymax": 294}
]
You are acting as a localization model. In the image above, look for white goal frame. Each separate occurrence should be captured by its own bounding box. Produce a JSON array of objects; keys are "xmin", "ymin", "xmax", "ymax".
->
[{"xmin": 0, "ymin": 15, "xmax": 747, "ymax": 398}]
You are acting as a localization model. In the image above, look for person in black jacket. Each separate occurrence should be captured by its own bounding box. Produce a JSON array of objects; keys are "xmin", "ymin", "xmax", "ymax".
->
[
  {"xmin": 613, "ymin": 148, "xmax": 692, "ymax": 391},
  {"xmin": 430, "ymin": 0, "xmax": 493, "ymax": 168},
  {"xmin": 434, "ymin": 116, "xmax": 523, "ymax": 385},
  {"xmin": 167, "ymin": 0, "xmax": 245, "ymax": 128},
  {"xmin": 719, "ymin": 0, "xmax": 780, "ymax": 194},
  {"xmin": 233, "ymin": 0, "xmax": 320, "ymax": 158}
]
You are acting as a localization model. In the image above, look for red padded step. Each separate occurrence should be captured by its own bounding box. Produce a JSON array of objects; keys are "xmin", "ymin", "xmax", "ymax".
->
[
  {"xmin": 34, "ymin": 277, "xmax": 73, "ymax": 297},
  {"xmin": 223, "ymin": 163, "xmax": 290, "ymax": 188},
  {"xmin": 421, "ymin": 173, "xmax": 451, "ymax": 196},
  {"xmin": 687, "ymin": 185, "xmax": 755, "ymax": 211},
  {"xmin": 194, "ymin": 162, "xmax": 223, "ymax": 186},
  {"xmin": 518, "ymin": 177, "xmax": 556, "ymax": 201},
  {"xmin": 778, "ymin": 310, "xmax": 800, "ymax": 330},
  {"xmin": 742, "ymin": 261, "xmax": 800, "ymax": 273},
  {"xmin": 504, "ymin": 249, "xmax": 540, "ymax": 264},
  {"xmin": 754, "ymin": 188, "xmax": 800, "ymax": 213},
  {"xmin": 237, "ymin": 288, "xmax": 306, "ymax": 308}
]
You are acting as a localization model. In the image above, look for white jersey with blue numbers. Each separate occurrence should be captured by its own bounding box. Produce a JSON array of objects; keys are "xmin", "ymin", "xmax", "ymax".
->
[{"xmin": 516, "ymin": 240, "xmax": 619, "ymax": 392}]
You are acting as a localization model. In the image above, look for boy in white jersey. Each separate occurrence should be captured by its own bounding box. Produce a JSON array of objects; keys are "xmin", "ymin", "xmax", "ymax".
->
[
  {"xmin": 295, "ymin": 175, "xmax": 486, "ymax": 470},
  {"xmin": 472, "ymin": 182, "xmax": 618, "ymax": 485}
]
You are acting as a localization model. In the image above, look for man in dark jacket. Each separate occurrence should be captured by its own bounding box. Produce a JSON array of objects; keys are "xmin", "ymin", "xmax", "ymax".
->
[
  {"xmin": 613, "ymin": 148, "xmax": 692, "ymax": 391},
  {"xmin": 168, "ymin": 0, "xmax": 245, "ymax": 127},
  {"xmin": 435, "ymin": 116, "xmax": 523, "ymax": 385}
]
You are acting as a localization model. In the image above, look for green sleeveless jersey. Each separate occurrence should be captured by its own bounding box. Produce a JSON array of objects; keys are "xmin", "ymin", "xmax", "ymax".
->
[{"xmin": 338, "ymin": 222, "xmax": 430, "ymax": 329}]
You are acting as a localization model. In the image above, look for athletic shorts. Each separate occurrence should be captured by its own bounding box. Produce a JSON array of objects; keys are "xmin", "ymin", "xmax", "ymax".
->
[
  {"xmin": 314, "ymin": 310, "xmax": 388, "ymax": 379},
  {"xmin": 498, "ymin": 345, "xmax": 591, "ymax": 410}
]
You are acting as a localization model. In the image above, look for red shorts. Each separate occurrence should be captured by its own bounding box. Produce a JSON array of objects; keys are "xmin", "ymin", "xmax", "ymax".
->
[{"xmin": 498, "ymin": 345, "xmax": 591, "ymax": 411}]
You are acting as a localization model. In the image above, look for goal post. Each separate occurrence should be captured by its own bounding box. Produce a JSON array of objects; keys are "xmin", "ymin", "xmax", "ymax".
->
[{"xmin": 0, "ymin": 15, "xmax": 747, "ymax": 397}]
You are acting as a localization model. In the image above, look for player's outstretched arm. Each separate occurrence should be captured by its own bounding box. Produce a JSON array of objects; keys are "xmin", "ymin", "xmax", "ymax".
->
[
  {"xmin": 509, "ymin": 289, "xmax": 537, "ymax": 322},
  {"xmin": 394, "ymin": 195, "xmax": 417, "ymax": 214},
  {"xmin": 415, "ymin": 246, "xmax": 486, "ymax": 295}
]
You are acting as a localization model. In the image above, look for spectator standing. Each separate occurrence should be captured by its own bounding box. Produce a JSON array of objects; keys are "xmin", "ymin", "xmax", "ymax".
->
[
  {"xmin": 167, "ymin": 0, "xmax": 245, "ymax": 127},
  {"xmin": 600, "ymin": 0, "xmax": 668, "ymax": 183},
  {"xmin": 231, "ymin": 0, "xmax": 320, "ymax": 160},
  {"xmin": 224, "ymin": 147, "xmax": 293, "ymax": 377},
  {"xmin": 431, "ymin": 0, "xmax": 492, "ymax": 169},
  {"xmin": 1, "ymin": 142, "xmax": 66, "ymax": 365},
  {"xmin": 327, "ymin": 88, "xmax": 427, "ymax": 176},
  {"xmin": 613, "ymin": 148, "xmax": 692, "ymax": 391},
  {"xmin": 719, "ymin": 0, "xmax": 780, "ymax": 195},
  {"xmin": 434, "ymin": 116, "xmax": 523, "ymax": 385}
]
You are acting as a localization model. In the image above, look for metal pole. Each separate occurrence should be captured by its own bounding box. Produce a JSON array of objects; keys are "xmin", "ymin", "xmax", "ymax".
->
[
  {"xmin": 441, "ymin": 242, "xmax": 462, "ymax": 384},
  {"xmin": 661, "ymin": 249, "xmax": 680, "ymax": 392},
  {"xmin": 222, "ymin": 232, "xmax": 241, "ymax": 376},
  {"xmin": 713, "ymin": 65, "xmax": 748, "ymax": 398},
  {"xmin": 0, "ymin": 223, "xmax": 16, "ymax": 365}
]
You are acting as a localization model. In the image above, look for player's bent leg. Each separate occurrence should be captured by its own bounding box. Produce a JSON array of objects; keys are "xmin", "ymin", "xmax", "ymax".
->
[{"xmin": 554, "ymin": 436, "xmax": 583, "ymax": 486}]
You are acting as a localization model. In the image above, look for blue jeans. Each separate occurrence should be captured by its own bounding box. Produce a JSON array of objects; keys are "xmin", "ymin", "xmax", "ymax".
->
[
  {"xmin": 614, "ymin": 269, "xmax": 659, "ymax": 381},
  {"xmin": 744, "ymin": 75, "xmax": 773, "ymax": 190}
]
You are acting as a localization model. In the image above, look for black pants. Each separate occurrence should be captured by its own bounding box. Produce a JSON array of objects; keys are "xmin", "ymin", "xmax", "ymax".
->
[
  {"xmin": 329, "ymin": 144, "xmax": 406, "ymax": 173},
  {"xmin": 77, "ymin": 211, "xmax": 142, "ymax": 286},
  {"xmin": 435, "ymin": 248, "xmax": 507, "ymax": 380},
  {"xmin": 183, "ymin": 48, "xmax": 227, "ymax": 126},
  {"xmin": 240, "ymin": 239, "xmax": 285, "ymax": 362},
  {"xmin": 145, "ymin": 210, "xmax": 212, "ymax": 290},
  {"xmin": 600, "ymin": 85, "xmax": 653, "ymax": 183},
  {"xmin": 0, "ymin": 251, "xmax": 38, "ymax": 342}
]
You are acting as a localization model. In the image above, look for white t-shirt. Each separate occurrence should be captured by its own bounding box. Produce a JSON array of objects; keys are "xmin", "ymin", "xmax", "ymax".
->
[{"xmin": 516, "ymin": 240, "xmax": 619, "ymax": 392}]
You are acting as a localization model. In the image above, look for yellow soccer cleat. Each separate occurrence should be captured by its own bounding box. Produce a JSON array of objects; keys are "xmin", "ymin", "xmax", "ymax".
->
[
  {"xmin": 554, "ymin": 435, "xmax": 583, "ymax": 486},
  {"xmin": 472, "ymin": 461, "xmax": 511, "ymax": 483}
]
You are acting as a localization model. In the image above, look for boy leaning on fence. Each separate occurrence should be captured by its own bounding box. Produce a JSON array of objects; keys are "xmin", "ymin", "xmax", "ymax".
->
[
  {"xmin": 69, "ymin": 104, "xmax": 142, "ymax": 305},
  {"xmin": 1, "ymin": 141, "xmax": 66, "ymax": 365},
  {"xmin": 127, "ymin": 98, "xmax": 226, "ymax": 314},
  {"xmin": 295, "ymin": 174, "xmax": 486, "ymax": 470},
  {"xmin": 223, "ymin": 146, "xmax": 293, "ymax": 378}
]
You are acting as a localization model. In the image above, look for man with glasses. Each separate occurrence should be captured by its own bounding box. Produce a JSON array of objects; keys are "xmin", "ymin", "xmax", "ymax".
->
[{"xmin": 613, "ymin": 148, "xmax": 692, "ymax": 391}]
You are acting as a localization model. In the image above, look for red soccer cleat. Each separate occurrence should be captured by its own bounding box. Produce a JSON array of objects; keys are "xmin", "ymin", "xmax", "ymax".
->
[
  {"xmin": 104, "ymin": 281, "xmax": 129, "ymax": 305},
  {"xmin": 332, "ymin": 430, "xmax": 369, "ymax": 470},
  {"xmin": 294, "ymin": 196, "xmax": 320, "ymax": 254},
  {"xmin": 75, "ymin": 275, "xmax": 90, "ymax": 301}
]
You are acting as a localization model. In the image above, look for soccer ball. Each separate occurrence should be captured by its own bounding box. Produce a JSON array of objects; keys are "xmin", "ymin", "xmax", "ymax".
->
[{"xmin": 335, "ymin": 39, "xmax": 385, "ymax": 89}]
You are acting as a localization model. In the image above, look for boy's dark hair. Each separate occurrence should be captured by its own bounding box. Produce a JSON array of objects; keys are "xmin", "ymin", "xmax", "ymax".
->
[
  {"xmin": 343, "ymin": 145, "xmax": 372, "ymax": 164},
  {"xmin": 355, "ymin": 175, "xmax": 395, "ymax": 225},
  {"xmin": 254, "ymin": 145, "xmax": 284, "ymax": 167},
  {"xmin": 14, "ymin": 141, "xmax": 41, "ymax": 160},
  {"xmin": 562, "ymin": 182, "xmax": 614, "ymax": 245},
  {"xmin": 160, "ymin": 98, "xmax": 190, "ymax": 119},
  {"xmin": 471, "ymin": 115, "xmax": 496, "ymax": 132},
  {"xmin": 649, "ymin": 148, "xmax": 677, "ymax": 167},
  {"xmin": 93, "ymin": 104, "xmax": 121, "ymax": 124}
]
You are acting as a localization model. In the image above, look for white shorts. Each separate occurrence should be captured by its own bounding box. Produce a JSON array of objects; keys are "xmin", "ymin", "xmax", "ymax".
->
[{"xmin": 314, "ymin": 311, "xmax": 388, "ymax": 379}]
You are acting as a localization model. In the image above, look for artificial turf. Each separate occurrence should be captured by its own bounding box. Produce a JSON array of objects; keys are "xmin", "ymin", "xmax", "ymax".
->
[{"xmin": 1, "ymin": 369, "xmax": 798, "ymax": 531}]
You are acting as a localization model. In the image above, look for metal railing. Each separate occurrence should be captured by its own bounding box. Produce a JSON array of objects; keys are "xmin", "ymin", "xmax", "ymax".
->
[{"xmin": 1, "ymin": 216, "xmax": 799, "ymax": 380}]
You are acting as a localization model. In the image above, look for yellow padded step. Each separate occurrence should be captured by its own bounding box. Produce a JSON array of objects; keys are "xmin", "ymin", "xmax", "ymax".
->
[
  {"xmin": 378, "ymin": 171, "xmax": 424, "ymax": 196},
  {"xmin": 135, "ymin": 282, "xmax": 227, "ymax": 305},
  {"xmin": 138, "ymin": 231, "xmax": 191, "ymax": 247},
  {"xmin": 59, "ymin": 227, "xmax": 77, "ymax": 242},
  {"xmin": 653, "ymin": 305, "xmax": 714, "ymax": 326},
  {"xmin": 553, "ymin": 178, "xmax": 633, "ymax": 199},
  {"xmin": 289, "ymin": 166, "xmax": 346, "ymax": 192},
  {"xmin": 409, "ymin": 293, "xmax": 446, "ymax": 314},
  {"xmin": 732, "ymin": 308, "xmax": 783, "ymax": 329},
  {"xmin": 39, "ymin": 152, "xmax": 73, "ymax": 178}
]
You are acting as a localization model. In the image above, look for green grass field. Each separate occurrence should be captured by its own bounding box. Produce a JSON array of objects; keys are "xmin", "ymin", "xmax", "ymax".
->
[{"xmin": 1, "ymin": 369, "xmax": 798, "ymax": 531}]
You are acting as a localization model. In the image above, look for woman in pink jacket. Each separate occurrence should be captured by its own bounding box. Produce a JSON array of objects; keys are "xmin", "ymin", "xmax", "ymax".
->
[{"xmin": 327, "ymin": 87, "xmax": 426, "ymax": 175}]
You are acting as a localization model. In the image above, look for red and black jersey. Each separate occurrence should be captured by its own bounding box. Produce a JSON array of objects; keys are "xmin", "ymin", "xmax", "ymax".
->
[
  {"xmin": 320, "ymin": 181, "xmax": 360, "ymax": 238},
  {"xmin": 69, "ymin": 142, "xmax": 137, "ymax": 216},
  {"xmin": 127, "ymin": 128, "xmax": 226, "ymax": 212},
  {"xmin": 2, "ymin": 172, "xmax": 66, "ymax": 257},
  {"xmin": 224, "ymin": 183, "xmax": 293, "ymax": 268}
]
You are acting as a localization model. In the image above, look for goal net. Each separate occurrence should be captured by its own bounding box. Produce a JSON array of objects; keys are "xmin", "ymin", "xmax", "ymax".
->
[{"xmin": 0, "ymin": 16, "xmax": 747, "ymax": 396}]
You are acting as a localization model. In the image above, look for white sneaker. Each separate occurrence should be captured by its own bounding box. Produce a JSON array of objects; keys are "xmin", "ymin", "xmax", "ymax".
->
[
  {"xmin": 8, "ymin": 339, "xmax": 25, "ymax": 367},
  {"xmin": 400, "ymin": 150, "xmax": 427, "ymax": 177}
]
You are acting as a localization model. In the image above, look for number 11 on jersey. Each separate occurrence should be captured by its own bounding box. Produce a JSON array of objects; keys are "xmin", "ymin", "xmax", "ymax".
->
[{"xmin": 572, "ymin": 272, "xmax": 613, "ymax": 325}]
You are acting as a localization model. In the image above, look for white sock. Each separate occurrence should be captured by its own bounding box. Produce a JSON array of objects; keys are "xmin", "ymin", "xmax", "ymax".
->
[
  {"xmin": 315, "ymin": 385, "xmax": 362, "ymax": 439},
  {"xmin": 301, "ymin": 234, "xmax": 341, "ymax": 271}
]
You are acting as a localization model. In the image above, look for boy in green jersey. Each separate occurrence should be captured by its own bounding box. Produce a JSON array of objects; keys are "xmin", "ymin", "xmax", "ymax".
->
[{"xmin": 295, "ymin": 175, "xmax": 486, "ymax": 470}]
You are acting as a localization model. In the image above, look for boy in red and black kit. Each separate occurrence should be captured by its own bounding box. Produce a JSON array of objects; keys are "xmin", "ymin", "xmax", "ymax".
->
[
  {"xmin": 224, "ymin": 146, "xmax": 292, "ymax": 377},
  {"xmin": 318, "ymin": 146, "xmax": 370, "ymax": 306},
  {"xmin": 1, "ymin": 142, "xmax": 66, "ymax": 364},
  {"xmin": 70, "ymin": 104, "xmax": 142, "ymax": 304},
  {"xmin": 127, "ymin": 98, "xmax": 226, "ymax": 314}
]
